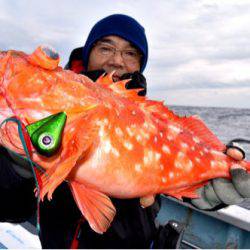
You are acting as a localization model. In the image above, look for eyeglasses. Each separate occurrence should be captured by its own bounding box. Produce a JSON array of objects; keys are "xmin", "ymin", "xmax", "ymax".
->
[{"xmin": 93, "ymin": 42, "xmax": 142, "ymax": 64}]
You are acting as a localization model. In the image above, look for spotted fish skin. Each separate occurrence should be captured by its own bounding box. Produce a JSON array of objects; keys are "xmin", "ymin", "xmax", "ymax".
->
[
  {"xmin": 0, "ymin": 46, "xmax": 250, "ymax": 234},
  {"xmin": 72, "ymin": 103, "xmax": 234, "ymax": 199}
]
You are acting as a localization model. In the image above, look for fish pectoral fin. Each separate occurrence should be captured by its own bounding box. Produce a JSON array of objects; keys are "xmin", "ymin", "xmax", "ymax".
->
[
  {"xmin": 40, "ymin": 115, "xmax": 98, "ymax": 201},
  {"xmin": 165, "ymin": 181, "xmax": 209, "ymax": 200},
  {"xmin": 40, "ymin": 155, "xmax": 79, "ymax": 201},
  {"xmin": 70, "ymin": 181, "xmax": 116, "ymax": 234}
]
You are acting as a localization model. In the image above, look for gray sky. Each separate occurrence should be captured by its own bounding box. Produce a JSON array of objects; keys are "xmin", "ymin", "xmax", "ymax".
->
[{"xmin": 1, "ymin": 0, "xmax": 250, "ymax": 108}]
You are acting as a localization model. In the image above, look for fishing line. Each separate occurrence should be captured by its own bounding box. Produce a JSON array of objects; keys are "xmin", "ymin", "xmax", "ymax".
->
[{"xmin": 0, "ymin": 117, "xmax": 44, "ymax": 234}]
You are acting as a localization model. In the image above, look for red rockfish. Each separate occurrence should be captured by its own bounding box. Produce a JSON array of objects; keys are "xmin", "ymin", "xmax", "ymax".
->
[{"xmin": 0, "ymin": 46, "xmax": 249, "ymax": 234}]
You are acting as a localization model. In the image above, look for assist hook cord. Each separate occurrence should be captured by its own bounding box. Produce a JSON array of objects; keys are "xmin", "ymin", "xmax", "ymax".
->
[{"xmin": 0, "ymin": 117, "xmax": 44, "ymax": 234}]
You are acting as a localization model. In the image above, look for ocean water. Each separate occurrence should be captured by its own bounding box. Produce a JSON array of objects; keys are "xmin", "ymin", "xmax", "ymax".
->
[
  {"xmin": 169, "ymin": 105, "xmax": 250, "ymax": 157},
  {"xmin": 169, "ymin": 105, "xmax": 250, "ymax": 209}
]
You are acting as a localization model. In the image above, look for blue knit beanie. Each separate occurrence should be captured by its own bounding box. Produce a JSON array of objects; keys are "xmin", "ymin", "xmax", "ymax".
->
[{"xmin": 82, "ymin": 14, "xmax": 148, "ymax": 72}]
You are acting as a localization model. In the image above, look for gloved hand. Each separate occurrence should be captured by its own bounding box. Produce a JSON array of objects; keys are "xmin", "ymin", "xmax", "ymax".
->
[
  {"xmin": 190, "ymin": 141, "xmax": 250, "ymax": 210},
  {"xmin": 120, "ymin": 71, "xmax": 147, "ymax": 96}
]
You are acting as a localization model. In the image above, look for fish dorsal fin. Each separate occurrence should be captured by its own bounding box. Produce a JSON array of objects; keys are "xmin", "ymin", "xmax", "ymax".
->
[
  {"xmin": 109, "ymin": 81, "xmax": 145, "ymax": 102},
  {"xmin": 140, "ymin": 100, "xmax": 224, "ymax": 151},
  {"xmin": 95, "ymin": 72, "xmax": 114, "ymax": 87},
  {"xmin": 70, "ymin": 181, "xmax": 116, "ymax": 234},
  {"xmin": 178, "ymin": 115, "xmax": 225, "ymax": 151},
  {"xmin": 97, "ymin": 73, "xmax": 224, "ymax": 151},
  {"xmin": 96, "ymin": 73, "xmax": 145, "ymax": 102}
]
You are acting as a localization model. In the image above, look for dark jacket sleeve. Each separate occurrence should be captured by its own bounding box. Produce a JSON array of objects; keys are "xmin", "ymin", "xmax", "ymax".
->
[{"xmin": 0, "ymin": 147, "xmax": 36, "ymax": 222}]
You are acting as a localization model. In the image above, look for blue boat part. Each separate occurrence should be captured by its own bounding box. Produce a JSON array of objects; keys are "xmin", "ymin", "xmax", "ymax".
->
[{"xmin": 157, "ymin": 196, "xmax": 250, "ymax": 249}]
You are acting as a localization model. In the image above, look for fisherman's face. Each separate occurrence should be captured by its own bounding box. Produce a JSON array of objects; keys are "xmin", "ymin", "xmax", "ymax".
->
[{"xmin": 87, "ymin": 35, "xmax": 141, "ymax": 82}]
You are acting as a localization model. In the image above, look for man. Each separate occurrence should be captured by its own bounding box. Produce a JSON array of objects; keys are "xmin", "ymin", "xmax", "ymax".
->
[
  {"xmin": 0, "ymin": 14, "xmax": 249, "ymax": 249},
  {"xmin": 65, "ymin": 13, "xmax": 250, "ymax": 212}
]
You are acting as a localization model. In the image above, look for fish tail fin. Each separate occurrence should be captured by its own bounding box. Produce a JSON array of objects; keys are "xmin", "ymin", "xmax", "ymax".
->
[{"xmin": 70, "ymin": 181, "xmax": 116, "ymax": 234}]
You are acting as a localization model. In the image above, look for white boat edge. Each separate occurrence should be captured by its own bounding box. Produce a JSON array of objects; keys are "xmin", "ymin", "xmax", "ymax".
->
[{"xmin": 0, "ymin": 222, "xmax": 41, "ymax": 249}]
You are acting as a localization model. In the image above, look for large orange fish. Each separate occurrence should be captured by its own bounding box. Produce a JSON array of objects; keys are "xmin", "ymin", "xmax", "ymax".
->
[{"xmin": 0, "ymin": 46, "xmax": 250, "ymax": 234}]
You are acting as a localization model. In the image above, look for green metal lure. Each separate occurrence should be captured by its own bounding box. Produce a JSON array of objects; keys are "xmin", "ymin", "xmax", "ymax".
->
[{"xmin": 26, "ymin": 112, "xmax": 67, "ymax": 157}]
